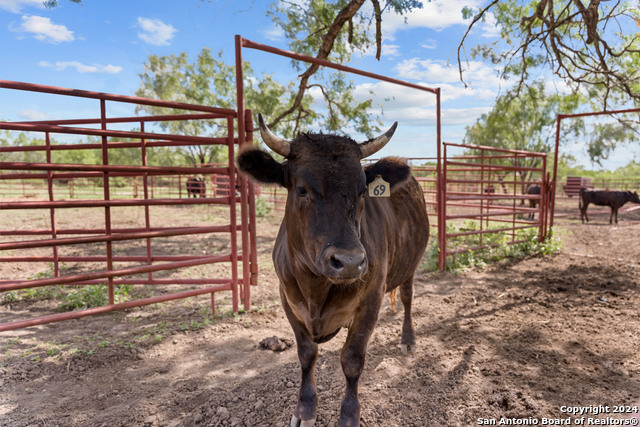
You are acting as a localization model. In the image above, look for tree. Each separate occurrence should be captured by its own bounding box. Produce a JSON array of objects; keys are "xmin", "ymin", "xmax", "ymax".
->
[
  {"xmin": 44, "ymin": 1, "xmax": 423, "ymax": 137},
  {"xmin": 135, "ymin": 48, "xmax": 305, "ymax": 165},
  {"xmin": 587, "ymin": 120, "xmax": 637, "ymax": 165},
  {"xmin": 463, "ymin": 80, "xmax": 583, "ymax": 188},
  {"xmin": 265, "ymin": 0, "xmax": 423, "ymax": 134},
  {"xmin": 460, "ymin": 0, "xmax": 640, "ymax": 109}
]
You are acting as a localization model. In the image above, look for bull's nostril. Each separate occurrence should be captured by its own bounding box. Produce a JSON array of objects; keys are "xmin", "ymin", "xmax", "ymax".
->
[{"xmin": 330, "ymin": 256, "xmax": 344, "ymax": 271}]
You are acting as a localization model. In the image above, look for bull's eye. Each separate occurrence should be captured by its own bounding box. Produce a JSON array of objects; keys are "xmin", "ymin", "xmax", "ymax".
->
[{"xmin": 296, "ymin": 186, "xmax": 307, "ymax": 198}]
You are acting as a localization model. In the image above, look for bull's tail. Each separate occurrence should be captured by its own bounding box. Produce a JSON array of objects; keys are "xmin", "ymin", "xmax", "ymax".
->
[
  {"xmin": 388, "ymin": 288, "xmax": 398, "ymax": 313},
  {"xmin": 579, "ymin": 187, "xmax": 585, "ymax": 210}
]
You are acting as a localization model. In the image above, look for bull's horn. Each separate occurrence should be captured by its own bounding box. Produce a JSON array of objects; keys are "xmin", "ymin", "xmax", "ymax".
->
[
  {"xmin": 359, "ymin": 122, "xmax": 398, "ymax": 158},
  {"xmin": 258, "ymin": 113, "xmax": 291, "ymax": 157}
]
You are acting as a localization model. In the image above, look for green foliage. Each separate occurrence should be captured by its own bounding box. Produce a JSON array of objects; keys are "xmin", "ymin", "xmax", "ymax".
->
[
  {"xmin": 424, "ymin": 221, "xmax": 561, "ymax": 273},
  {"xmin": 135, "ymin": 47, "xmax": 310, "ymax": 149},
  {"xmin": 264, "ymin": 0, "xmax": 405, "ymax": 137},
  {"xmin": 463, "ymin": 80, "xmax": 583, "ymax": 182},
  {"xmin": 558, "ymin": 160, "xmax": 640, "ymax": 185},
  {"xmin": 2, "ymin": 263, "xmax": 68, "ymax": 303},
  {"xmin": 464, "ymin": 0, "xmax": 640, "ymax": 108},
  {"xmin": 465, "ymin": 80, "xmax": 582, "ymax": 151},
  {"xmin": 1, "ymin": 263, "xmax": 132, "ymax": 311},
  {"xmin": 587, "ymin": 122, "xmax": 637, "ymax": 166},
  {"xmin": 135, "ymin": 49, "xmax": 234, "ymax": 165},
  {"xmin": 254, "ymin": 196, "xmax": 272, "ymax": 217},
  {"xmin": 58, "ymin": 284, "xmax": 133, "ymax": 311},
  {"xmin": 268, "ymin": 0, "xmax": 371, "ymax": 64}
]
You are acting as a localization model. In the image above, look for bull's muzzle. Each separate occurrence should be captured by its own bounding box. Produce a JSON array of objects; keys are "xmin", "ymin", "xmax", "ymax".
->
[{"xmin": 320, "ymin": 246, "xmax": 368, "ymax": 283}]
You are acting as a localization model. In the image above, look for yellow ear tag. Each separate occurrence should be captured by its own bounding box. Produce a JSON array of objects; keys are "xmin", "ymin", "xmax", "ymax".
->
[{"xmin": 368, "ymin": 175, "xmax": 390, "ymax": 198}]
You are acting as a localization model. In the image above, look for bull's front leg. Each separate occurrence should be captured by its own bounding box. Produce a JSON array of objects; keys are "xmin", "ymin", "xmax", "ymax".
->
[
  {"xmin": 291, "ymin": 330, "xmax": 319, "ymax": 427},
  {"xmin": 281, "ymin": 298, "xmax": 318, "ymax": 427},
  {"xmin": 338, "ymin": 295, "xmax": 382, "ymax": 426}
]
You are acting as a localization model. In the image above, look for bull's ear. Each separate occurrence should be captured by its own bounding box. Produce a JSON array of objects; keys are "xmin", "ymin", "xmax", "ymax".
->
[
  {"xmin": 364, "ymin": 157, "xmax": 411, "ymax": 189},
  {"xmin": 236, "ymin": 148, "xmax": 285, "ymax": 186}
]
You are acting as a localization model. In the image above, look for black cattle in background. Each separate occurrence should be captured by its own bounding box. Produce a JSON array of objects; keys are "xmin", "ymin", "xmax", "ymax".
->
[
  {"xmin": 186, "ymin": 177, "xmax": 206, "ymax": 198},
  {"xmin": 526, "ymin": 184, "xmax": 541, "ymax": 220},
  {"xmin": 579, "ymin": 188, "xmax": 640, "ymax": 224}
]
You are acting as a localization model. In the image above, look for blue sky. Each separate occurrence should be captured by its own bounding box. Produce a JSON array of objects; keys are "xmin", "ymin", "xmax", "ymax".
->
[{"xmin": 0, "ymin": 0, "xmax": 634, "ymax": 167}]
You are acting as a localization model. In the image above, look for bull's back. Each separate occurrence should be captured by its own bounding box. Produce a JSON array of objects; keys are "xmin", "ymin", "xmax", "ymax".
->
[
  {"xmin": 583, "ymin": 190, "xmax": 628, "ymax": 207},
  {"xmin": 365, "ymin": 176, "xmax": 429, "ymax": 291}
]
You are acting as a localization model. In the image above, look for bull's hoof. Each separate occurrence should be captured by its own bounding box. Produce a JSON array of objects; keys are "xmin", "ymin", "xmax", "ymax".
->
[
  {"xmin": 400, "ymin": 343, "xmax": 415, "ymax": 355},
  {"xmin": 291, "ymin": 415, "xmax": 317, "ymax": 427}
]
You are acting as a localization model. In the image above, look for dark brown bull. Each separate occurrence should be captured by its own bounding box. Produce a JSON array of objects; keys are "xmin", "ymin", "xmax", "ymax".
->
[
  {"xmin": 186, "ymin": 177, "xmax": 206, "ymax": 198},
  {"xmin": 579, "ymin": 188, "xmax": 640, "ymax": 224},
  {"xmin": 237, "ymin": 114, "xmax": 429, "ymax": 426}
]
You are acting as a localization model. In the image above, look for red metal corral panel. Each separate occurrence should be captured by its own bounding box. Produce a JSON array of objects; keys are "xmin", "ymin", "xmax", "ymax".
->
[
  {"xmin": 438, "ymin": 142, "xmax": 550, "ymax": 270},
  {"xmin": 0, "ymin": 80, "xmax": 256, "ymax": 331}
]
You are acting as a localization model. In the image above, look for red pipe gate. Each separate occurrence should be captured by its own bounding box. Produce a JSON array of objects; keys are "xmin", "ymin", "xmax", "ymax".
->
[
  {"xmin": 437, "ymin": 142, "xmax": 550, "ymax": 270},
  {"xmin": 0, "ymin": 81, "xmax": 257, "ymax": 332},
  {"xmin": 550, "ymin": 106, "xmax": 640, "ymax": 228}
]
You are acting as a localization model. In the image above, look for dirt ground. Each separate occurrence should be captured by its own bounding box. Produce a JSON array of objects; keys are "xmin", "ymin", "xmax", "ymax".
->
[{"xmin": 2, "ymin": 203, "xmax": 640, "ymax": 427}]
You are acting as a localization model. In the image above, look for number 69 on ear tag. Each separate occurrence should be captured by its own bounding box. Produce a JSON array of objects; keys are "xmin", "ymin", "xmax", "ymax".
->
[{"xmin": 368, "ymin": 175, "xmax": 390, "ymax": 198}]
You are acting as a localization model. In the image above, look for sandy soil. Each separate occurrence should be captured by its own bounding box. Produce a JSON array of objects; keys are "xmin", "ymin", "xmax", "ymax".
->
[{"xmin": 2, "ymin": 203, "xmax": 640, "ymax": 427}]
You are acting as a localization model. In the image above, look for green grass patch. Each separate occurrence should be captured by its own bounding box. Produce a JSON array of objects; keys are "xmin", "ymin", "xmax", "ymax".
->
[
  {"xmin": 424, "ymin": 221, "xmax": 561, "ymax": 272},
  {"xmin": 58, "ymin": 284, "xmax": 133, "ymax": 311}
]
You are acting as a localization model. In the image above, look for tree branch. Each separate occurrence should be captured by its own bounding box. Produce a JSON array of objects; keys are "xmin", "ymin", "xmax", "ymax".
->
[{"xmin": 269, "ymin": 0, "xmax": 366, "ymax": 129}]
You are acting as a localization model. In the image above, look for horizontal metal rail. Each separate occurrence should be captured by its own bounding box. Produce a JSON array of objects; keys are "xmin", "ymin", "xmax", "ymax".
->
[
  {"xmin": 241, "ymin": 37, "xmax": 438, "ymax": 95},
  {"xmin": 0, "ymin": 225, "xmax": 230, "ymax": 251},
  {"xmin": 0, "ymin": 284, "xmax": 232, "ymax": 332},
  {"xmin": 0, "ymin": 80, "xmax": 237, "ymax": 115},
  {"xmin": 0, "ymin": 122, "xmax": 232, "ymax": 145},
  {"xmin": 12, "ymin": 112, "xmax": 228, "ymax": 126},
  {"xmin": 447, "ymin": 224, "xmax": 537, "ymax": 238},
  {"xmin": 0, "ymin": 138, "xmax": 230, "ymax": 153},
  {"xmin": 0, "ymin": 254, "xmax": 232, "ymax": 291},
  {"xmin": 0, "ymin": 196, "xmax": 230, "ymax": 210},
  {"xmin": 0, "ymin": 254, "xmax": 250, "ymax": 263},
  {"xmin": 0, "ymin": 161, "xmax": 229, "ymax": 175},
  {"xmin": 445, "ymin": 239, "xmax": 530, "ymax": 256},
  {"xmin": 444, "ymin": 141, "xmax": 547, "ymax": 157},
  {"xmin": 445, "ymin": 160, "xmax": 544, "ymax": 173},
  {"xmin": 0, "ymin": 225, "xmax": 243, "ymax": 236}
]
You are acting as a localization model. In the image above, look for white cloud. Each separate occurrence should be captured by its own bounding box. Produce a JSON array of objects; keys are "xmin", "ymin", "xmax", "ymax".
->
[
  {"xmin": 19, "ymin": 109, "xmax": 52, "ymax": 121},
  {"xmin": 421, "ymin": 39, "xmax": 437, "ymax": 50},
  {"xmin": 395, "ymin": 58, "xmax": 506, "ymax": 93},
  {"xmin": 359, "ymin": 40, "xmax": 402, "ymax": 58},
  {"xmin": 381, "ymin": 44, "xmax": 401, "ymax": 57},
  {"xmin": 383, "ymin": 0, "xmax": 473, "ymax": 32},
  {"xmin": 0, "ymin": 0, "xmax": 43, "ymax": 13},
  {"xmin": 39, "ymin": 60, "xmax": 122, "ymax": 74},
  {"xmin": 260, "ymin": 24, "xmax": 285, "ymax": 42},
  {"xmin": 308, "ymin": 77, "xmax": 497, "ymax": 128},
  {"xmin": 478, "ymin": 13, "xmax": 501, "ymax": 38},
  {"xmin": 14, "ymin": 15, "xmax": 74, "ymax": 43},
  {"xmin": 137, "ymin": 17, "xmax": 177, "ymax": 46},
  {"xmin": 381, "ymin": 0, "xmax": 500, "ymax": 38}
]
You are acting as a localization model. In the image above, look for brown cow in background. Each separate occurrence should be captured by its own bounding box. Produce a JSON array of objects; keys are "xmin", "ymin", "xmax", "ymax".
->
[
  {"xmin": 579, "ymin": 188, "xmax": 640, "ymax": 224},
  {"xmin": 237, "ymin": 114, "xmax": 429, "ymax": 427}
]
